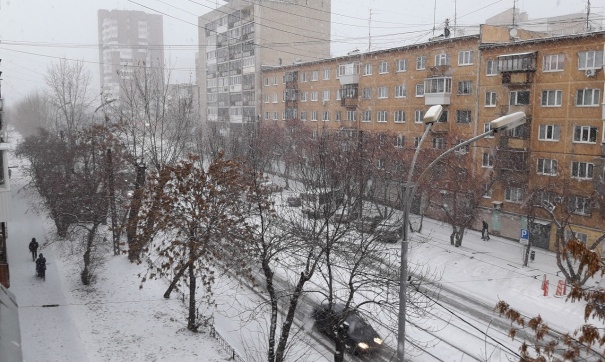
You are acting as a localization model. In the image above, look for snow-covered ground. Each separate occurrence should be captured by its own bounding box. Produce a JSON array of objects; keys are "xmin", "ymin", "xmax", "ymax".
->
[{"xmin": 7, "ymin": 151, "xmax": 602, "ymax": 362}]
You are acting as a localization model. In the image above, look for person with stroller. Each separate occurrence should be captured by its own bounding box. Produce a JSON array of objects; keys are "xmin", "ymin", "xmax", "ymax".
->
[
  {"xmin": 28, "ymin": 237, "xmax": 39, "ymax": 262},
  {"xmin": 36, "ymin": 253, "xmax": 46, "ymax": 280}
]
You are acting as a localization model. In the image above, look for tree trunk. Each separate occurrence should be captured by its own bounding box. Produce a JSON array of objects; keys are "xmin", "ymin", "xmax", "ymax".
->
[
  {"xmin": 262, "ymin": 260, "xmax": 277, "ymax": 362},
  {"xmin": 81, "ymin": 223, "xmax": 99, "ymax": 285},
  {"xmin": 187, "ymin": 263, "xmax": 197, "ymax": 332},
  {"xmin": 450, "ymin": 229, "xmax": 456, "ymax": 245},
  {"xmin": 163, "ymin": 262, "xmax": 190, "ymax": 299},
  {"xmin": 333, "ymin": 340, "xmax": 345, "ymax": 362},
  {"xmin": 455, "ymin": 226, "xmax": 464, "ymax": 247},
  {"xmin": 275, "ymin": 272, "xmax": 309, "ymax": 362}
]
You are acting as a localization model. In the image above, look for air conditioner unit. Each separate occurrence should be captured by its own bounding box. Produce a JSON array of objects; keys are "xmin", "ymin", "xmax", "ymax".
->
[
  {"xmin": 492, "ymin": 201, "xmax": 503, "ymax": 210},
  {"xmin": 585, "ymin": 69, "xmax": 597, "ymax": 77}
]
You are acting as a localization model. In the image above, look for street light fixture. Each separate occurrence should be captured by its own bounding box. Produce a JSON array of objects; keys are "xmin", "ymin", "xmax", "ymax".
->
[{"xmin": 396, "ymin": 107, "xmax": 526, "ymax": 361}]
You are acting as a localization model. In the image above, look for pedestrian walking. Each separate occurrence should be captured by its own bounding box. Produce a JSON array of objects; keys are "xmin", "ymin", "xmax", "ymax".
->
[
  {"xmin": 28, "ymin": 237, "xmax": 39, "ymax": 262},
  {"xmin": 481, "ymin": 220, "xmax": 490, "ymax": 240}
]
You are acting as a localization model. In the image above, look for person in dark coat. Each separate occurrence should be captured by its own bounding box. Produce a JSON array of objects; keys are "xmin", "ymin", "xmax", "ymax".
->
[
  {"xmin": 36, "ymin": 253, "xmax": 46, "ymax": 277},
  {"xmin": 481, "ymin": 220, "xmax": 490, "ymax": 240},
  {"xmin": 28, "ymin": 238, "xmax": 39, "ymax": 262}
]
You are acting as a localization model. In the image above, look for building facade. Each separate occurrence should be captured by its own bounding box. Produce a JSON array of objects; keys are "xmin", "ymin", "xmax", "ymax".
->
[
  {"xmin": 260, "ymin": 26, "xmax": 605, "ymax": 253},
  {"xmin": 97, "ymin": 9, "xmax": 164, "ymax": 101},
  {"xmin": 197, "ymin": 0, "xmax": 331, "ymax": 154}
]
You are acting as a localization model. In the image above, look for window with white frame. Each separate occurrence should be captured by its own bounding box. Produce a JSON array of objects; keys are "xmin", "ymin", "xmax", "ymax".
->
[
  {"xmin": 273, "ymin": 76, "xmax": 278, "ymax": 85},
  {"xmin": 458, "ymin": 80, "xmax": 472, "ymax": 95},
  {"xmin": 570, "ymin": 195, "xmax": 592, "ymax": 216},
  {"xmin": 300, "ymin": 111, "xmax": 307, "ymax": 120},
  {"xmin": 362, "ymin": 110, "xmax": 371, "ymax": 122},
  {"xmin": 482, "ymin": 153, "xmax": 494, "ymax": 167},
  {"xmin": 377, "ymin": 110, "xmax": 387, "ymax": 122},
  {"xmin": 537, "ymin": 158, "xmax": 558, "ymax": 175},
  {"xmin": 578, "ymin": 50, "xmax": 604, "ymax": 69},
  {"xmin": 437, "ymin": 110, "xmax": 448, "ymax": 123},
  {"xmin": 435, "ymin": 53, "xmax": 450, "ymax": 66},
  {"xmin": 362, "ymin": 87, "xmax": 372, "ymax": 99},
  {"xmin": 505, "ymin": 186, "xmax": 523, "ymax": 203},
  {"xmin": 395, "ymin": 84, "xmax": 406, "ymax": 98},
  {"xmin": 311, "ymin": 70, "xmax": 318, "ymax": 81},
  {"xmin": 484, "ymin": 123, "xmax": 494, "ymax": 138},
  {"xmin": 456, "ymin": 110, "xmax": 472, "ymax": 123},
  {"xmin": 323, "ymin": 90, "xmax": 330, "ymax": 101},
  {"xmin": 425, "ymin": 77, "xmax": 452, "ymax": 94},
  {"xmin": 273, "ymin": 93, "xmax": 278, "ymax": 103},
  {"xmin": 572, "ymin": 161, "xmax": 594, "ymax": 179},
  {"xmin": 414, "ymin": 110, "xmax": 424, "ymax": 123},
  {"xmin": 282, "ymin": 111, "xmax": 286, "ymax": 120},
  {"xmin": 411, "ymin": 137, "xmax": 420, "ymax": 149},
  {"xmin": 323, "ymin": 69, "xmax": 330, "ymax": 80},
  {"xmin": 485, "ymin": 91, "xmax": 497, "ymax": 107},
  {"xmin": 264, "ymin": 94, "xmax": 270, "ymax": 103},
  {"xmin": 539, "ymin": 125, "xmax": 560, "ymax": 141},
  {"xmin": 393, "ymin": 110, "xmax": 405, "ymax": 123},
  {"xmin": 311, "ymin": 111, "xmax": 318, "ymax": 121},
  {"xmin": 543, "ymin": 54, "xmax": 564, "ymax": 71},
  {"xmin": 336, "ymin": 89, "xmax": 342, "ymax": 100},
  {"xmin": 541, "ymin": 90, "xmax": 562, "ymax": 107},
  {"xmin": 379, "ymin": 61, "xmax": 389, "ymax": 74},
  {"xmin": 486, "ymin": 60, "xmax": 498, "ymax": 75},
  {"xmin": 300, "ymin": 92, "xmax": 308, "ymax": 102},
  {"xmin": 273, "ymin": 111, "xmax": 278, "ymax": 120},
  {"xmin": 393, "ymin": 135, "xmax": 405, "ymax": 148},
  {"xmin": 264, "ymin": 111, "xmax": 270, "ymax": 120},
  {"xmin": 336, "ymin": 111, "xmax": 342, "ymax": 121},
  {"xmin": 346, "ymin": 110, "xmax": 357, "ymax": 121},
  {"xmin": 576, "ymin": 89, "xmax": 600, "ymax": 106},
  {"xmin": 416, "ymin": 56, "xmax": 426, "ymax": 70},
  {"xmin": 484, "ymin": 184, "xmax": 493, "ymax": 198},
  {"xmin": 573, "ymin": 126, "xmax": 597, "ymax": 143},
  {"xmin": 416, "ymin": 84, "xmax": 424, "ymax": 97},
  {"xmin": 363, "ymin": 63, "xmax": 373, "ymax": 75},
  {"xmin": 323, "ymin": 111, "xmax": 330, "ymax": 121},
  {"xmin": 509, "ymin": 90, "xmax": 530, "ymax": 105},
  {"xmin": 301, "ymin": 72, "xmax": 307, "ymax": 82},
  {"xmin": 565, "ymin": 229, "xmax": 588, "ymax": 243},
  {"xmin": 458, "ymin": 50, "xmax": 474, "ymax": 65},
  {"xmin": 378, "ymin": 86, "xmax": 388, "ymax": 98},
  {"xmin": 311, "ymin": 91, "xmax": 318, "ymax": 101},
  {"xmin": 264, "ymin": 77, "xmax": 270, "ymax": 86},
  {"xmin": 455, "ymin": 140, "xmax": 470, "ymax": 153},
  {"xmin": 432, "ymin": 137, "xmax": 445, "ymax": 149},
  {"xmin": 376, "ymin": 159, "xmax": 385, "ymax": 169},
  {"xmin": 396, "ymin": 59, "xmax": 407, "ymax": 72},
  {"xmin": 311, "ymin": 130, "xmax": 318, "ymax": 139}
]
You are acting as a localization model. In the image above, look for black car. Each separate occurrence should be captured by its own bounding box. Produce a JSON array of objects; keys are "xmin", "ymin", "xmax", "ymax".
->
[{"xmin": 312, "ymin": 303, "xmax": 383, "ymax": 355}]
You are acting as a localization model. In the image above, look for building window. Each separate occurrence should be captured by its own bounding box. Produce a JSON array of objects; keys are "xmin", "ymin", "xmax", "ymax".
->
[
  {"xmin": 376, "ymin": 159, "xmax": 384, "ymax": 169},
  {"xmin": 311, "ymin": 70, "xmax": 318, "ymax": 81},
  {"xmin": 273, "ymin": 111, "xmax": 278, "ymax": 120},
  {"xmin": 264, "ymin": 112, "xmax": 270, "ymax": 120},
  {"xmin": 437, "ymin": 110, "xmax": 448, "ymax": 123},
  {"xmin": 414, "ymin": 110, "xmax": 424, "ymax": 123},
  {"xmin": 323, "ymin": 90, "xmax": 330, "ymax": 101},
  {"xmin": 362, "ymin": 87, "xmax": 372, "ymax": 99},
  {"xmin": 416, "ymin": 56, "xmax": 426, "ymax": 70},
  {"xmin": 311, "ymin": 111, "xmax": 318, "ymax": 121},
  {"xmin": 455, "ymin": 140, "xmax": 470, "ymax": 153},
  {"xmin": 432, "ymin": 137, "xmax": 445, "ymax": 149},
  {"xmin": 311, "ymin": 91, "xmax": 318, "ymax": 101},
  {"xmin": 435, "ymin": 53, "xmax": 450, "ymax": 66},
  {"xmin": 264, "ymin": 94, "xmax": 270, "ymax": 103},
  {"xmin": 458, "ymin": 50, "xmax": 474, "ymax": 65},
  {"xmin": 425, "ymin": 77, "xmax": 452, "ymax": 94},
  {"xmin": 264, "ymin": 77, "xmax": 270, "ymax": 86},
  {"xmin": 273, "ymin": 76, "xmax": 278, "ymax": 85},
  {"xmin": 394, "ymin": 110, "xmax": 405, "ymax": 123},
  {"xmin": 364, "ymin": 63, "xmax": 373, "ymax": 75},
  {"xmin": 323, "ymin": 69, "xmax": 330, "ymax": 80},
  {"xmin": 576, "ymin": 89, "xmax": 600, "ymax": 106},
  {"xmin": 484, "ymin": 184, "xmax": 493, "ymax": 198},
  {"xmin": 456, "ymin": 110, "xmax": 472, "ymax": 124},
  {"xmin": 300, "ymin": 111, "xmax": 307, "ymax": 120},
  {"xmin": 378, "ymin": 86, "xmax": 388, "ymax": 98},
  {"xmin": 336, "ymin": 89, "xmax": 342, "ymax": 100},
  {"xmin": 573, "ymin": 126, "xmax": 597, "ymax": 143},
  {"xmin": 377, "ymin": 110, "xmax": 387, "ymax": 123},
  {"xmin": 335, "ymin": 111, "xmax": 342, "ymax": 121},
  {"xmin": 578, "ymin": 50, "xmax": 604, "ymax": 69},
  {"xmin": 362, "ymin": 110, "xmax": 371, "ymax": 122},
  {"xmin": 483, "ymin": 123, "xmax": 494, "ymax": 138},
  {"xmin": 565, "ymin": 229, "xmax": 588, "ymax": 243},
  {"xmin": 282, "ymin": 111, "xmax": 286, "ymax": 120},
  {"xmin": 537, "ymin": 158, "xmax": 558, "ymax": 175},
  {"xmin": 505, "ymin": 186, "xmax": 523, "ymax": 203},
  {"xmin": 273, "ymin": 93, "xmax": 278, "ymax": 103},
  {"xmin": 301, "ymin": 72, "xmax": 307, "ymax": 82},
  {"xmin": 414, "ymin": 137, "xmax": 421, "ymax": 149},
  {"xmin": 572, "ymin": 161, "xmax": 594, "ymax": 179},
  {"xmin": 509, "ymin": 90, "xmax": 530, "ymax": 105},
  {"xmin": 538, "ymin": 125, "xmax": 560, "ymax": 141},
  {"xmin": 486, "ymin": 60, "xmax": 497, "ymax": 75},
  {"xmin": 395, "ymin": 84, "xmax": 407, "ymax": 98},
  {"xmin": 396, "ymin": 59, "xmax": 407, "ymax": 72},
  {"xmin": 457, "ymin": 80, "xmax": 472, "ymax": 95},
  {"xmin": 300, "ymin": 92, "xmax": 308, "ymax": 102},
  {"xmin": 485, "ymin": 91, "xmax": 497, "ymax": 107},
  {"xmin": 570, "ymin": 195, "xmax": 592, "ymax": 216},
  {"xmin": 379, "ymin": 61, "xmax": 389, "ymax": 74},
  {"xmin": 482, "ymin": 153, "xmax": 494, "ymax": 168},
  {"xmin": 543, "ymin": 54, "xmax": 564, "ymax": 72},
  {"xmin": 346, "ymin": 110, "xmax": 357, "ymax": 121},
  {"xmin": 393, "ymin": 135, "xmax": 405, "ymax": 148},
  {"xmin": 541, "ymin": 90, "xmax": 562, "ymax": 107},
  {"xmin": 322, "ymin": 111, "xmax": 330, "ymax": 121},
  {"xmin": 416, "ymin": 84, "xmax": 424, "ymax": 97}
]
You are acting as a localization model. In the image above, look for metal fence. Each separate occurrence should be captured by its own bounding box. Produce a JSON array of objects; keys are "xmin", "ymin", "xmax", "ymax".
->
[{"xmin": 209, "ymin": 325, "xmax": 245, "ymax": 362}]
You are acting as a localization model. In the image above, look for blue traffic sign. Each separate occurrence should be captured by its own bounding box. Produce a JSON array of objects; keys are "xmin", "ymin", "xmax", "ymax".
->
[{"xmin": 520, "ymin": 229, "xmax": 529, "ymax": 240}]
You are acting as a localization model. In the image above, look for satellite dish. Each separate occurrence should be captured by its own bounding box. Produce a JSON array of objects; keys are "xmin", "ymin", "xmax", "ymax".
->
[{"xmin": 509, "ymin": 28, "xmax": 518, "ymax": 38}]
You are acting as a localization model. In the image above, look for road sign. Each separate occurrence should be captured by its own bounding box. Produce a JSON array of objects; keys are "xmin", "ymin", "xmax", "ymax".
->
[{"xmin": 520, "ymin": 229, "xmax": 529, "ymax": 245}]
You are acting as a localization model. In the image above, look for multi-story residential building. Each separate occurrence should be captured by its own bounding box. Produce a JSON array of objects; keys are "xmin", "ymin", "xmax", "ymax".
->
[
  {"xmin": 98, "ymin": 9, "xmax": 164, "ymax": 101},
  {"xmin": 0, "ymin": 76, "xmax": 13, "ymax": 288},
  {"xmin": 197, "ymin": 0, "xmax": 331, "ymax": 154},
  {"xmin": 261, "ymin": 25, "xmax": 605, "ymax": 253}
]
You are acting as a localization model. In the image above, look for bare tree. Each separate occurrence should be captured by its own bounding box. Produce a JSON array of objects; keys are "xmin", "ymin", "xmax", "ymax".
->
[{"xmin": 8, "ymin": 92, "xmax": 55, "ymax": 137}]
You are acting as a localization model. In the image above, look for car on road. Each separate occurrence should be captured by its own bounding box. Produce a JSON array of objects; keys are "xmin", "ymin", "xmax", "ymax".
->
[
  {"xmin": 287, "ymin": 196, "xmax": 301, "ymax": 207},
  {"xmin": 312, "ymin": 303, "xmax": 383, "ymax": 355}
]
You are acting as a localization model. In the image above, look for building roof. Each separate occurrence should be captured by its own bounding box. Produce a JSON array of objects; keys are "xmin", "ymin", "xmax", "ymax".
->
[{"xmin": 480, "ymin": 30, "xmax": 605, "ymax": 50}]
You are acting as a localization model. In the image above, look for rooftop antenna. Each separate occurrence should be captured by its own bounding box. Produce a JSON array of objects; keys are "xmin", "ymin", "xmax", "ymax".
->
[
  {"xmin": 512, "ymin": 0, "xmax": 517, "ymax": 27},
  {"xmin": 368, "ymin": 8, "xmax": 372, "ymax": 52},
  {"xmin": 432, "ymin": 0, "xmax": 437, "ymax": 35},
  {"xmin": 586, "ymin": 0, "xmax": 591, "ymax": 31},
  {"xmin": 453, "ymin": 0, "xmax": 457, "ymax": 37}
]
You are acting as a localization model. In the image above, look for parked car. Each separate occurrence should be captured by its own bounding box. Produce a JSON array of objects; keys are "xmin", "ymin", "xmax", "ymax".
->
[
  {"xmin": 374, "ymin": 225, "xmax": 401, "ymax": 243},
  {"xmin": 312, "ymin": 303, "xmax": 383, "ymax": 355},
  {"xmin": 330, "ymin": 207, "xmax": 357, "ymax": 224},
  {"xmin": 353, "ymin": 215, "xmax": 383, "ymax": 233},
  {"xmin": 287, "ymin": 196, "xmax": 301, "ymax": 207},
  {"xmin": 260, "ymin": 181, "xmax": 282, "ymax": 193}
]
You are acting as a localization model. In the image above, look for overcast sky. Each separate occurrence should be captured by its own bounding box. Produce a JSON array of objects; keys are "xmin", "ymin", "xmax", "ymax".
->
[{"xmin": 0, "ymin": 0, "xmax": 600, "ymax": 106}]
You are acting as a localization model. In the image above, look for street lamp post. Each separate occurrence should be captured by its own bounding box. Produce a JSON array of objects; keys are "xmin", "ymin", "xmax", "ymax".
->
[{"xmin": 396, "ymin": 107, "xmax": 527, "ymax": 361}]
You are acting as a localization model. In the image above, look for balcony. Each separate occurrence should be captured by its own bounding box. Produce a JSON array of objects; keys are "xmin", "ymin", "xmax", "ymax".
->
[
  {"xmin": 497, "ymin": 52, "xmax": 537, "ymax": 73},
  {"xmin": 430, "ymin": 122, "xmax": 449, "ymax": 134},
  {"xmin": 502, "ymin": 72, "xmax": 534, "ymax": 87},
  {"xmin": 338, "ymin": 62, "xmax": 360, "ymax": 85},
  {"xmin": 424, "ymin": 77, "xmax": 452, "ymax": 106},
  {"xmin": 341, "ymin": 98, "xmax": 358, "ymax": 108}
]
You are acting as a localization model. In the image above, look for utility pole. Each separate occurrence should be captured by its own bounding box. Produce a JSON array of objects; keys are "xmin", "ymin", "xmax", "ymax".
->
[
  {"xmin": 586, "ymin": 0, "xmax": 591, "ymax": 31},
  {"xmin": 512, "ymin": 0, "xmax": 517, "ymax": 27},
  {"xmin": 368, "ymin": 9, "xmax": 372, "ymax": 52}
]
